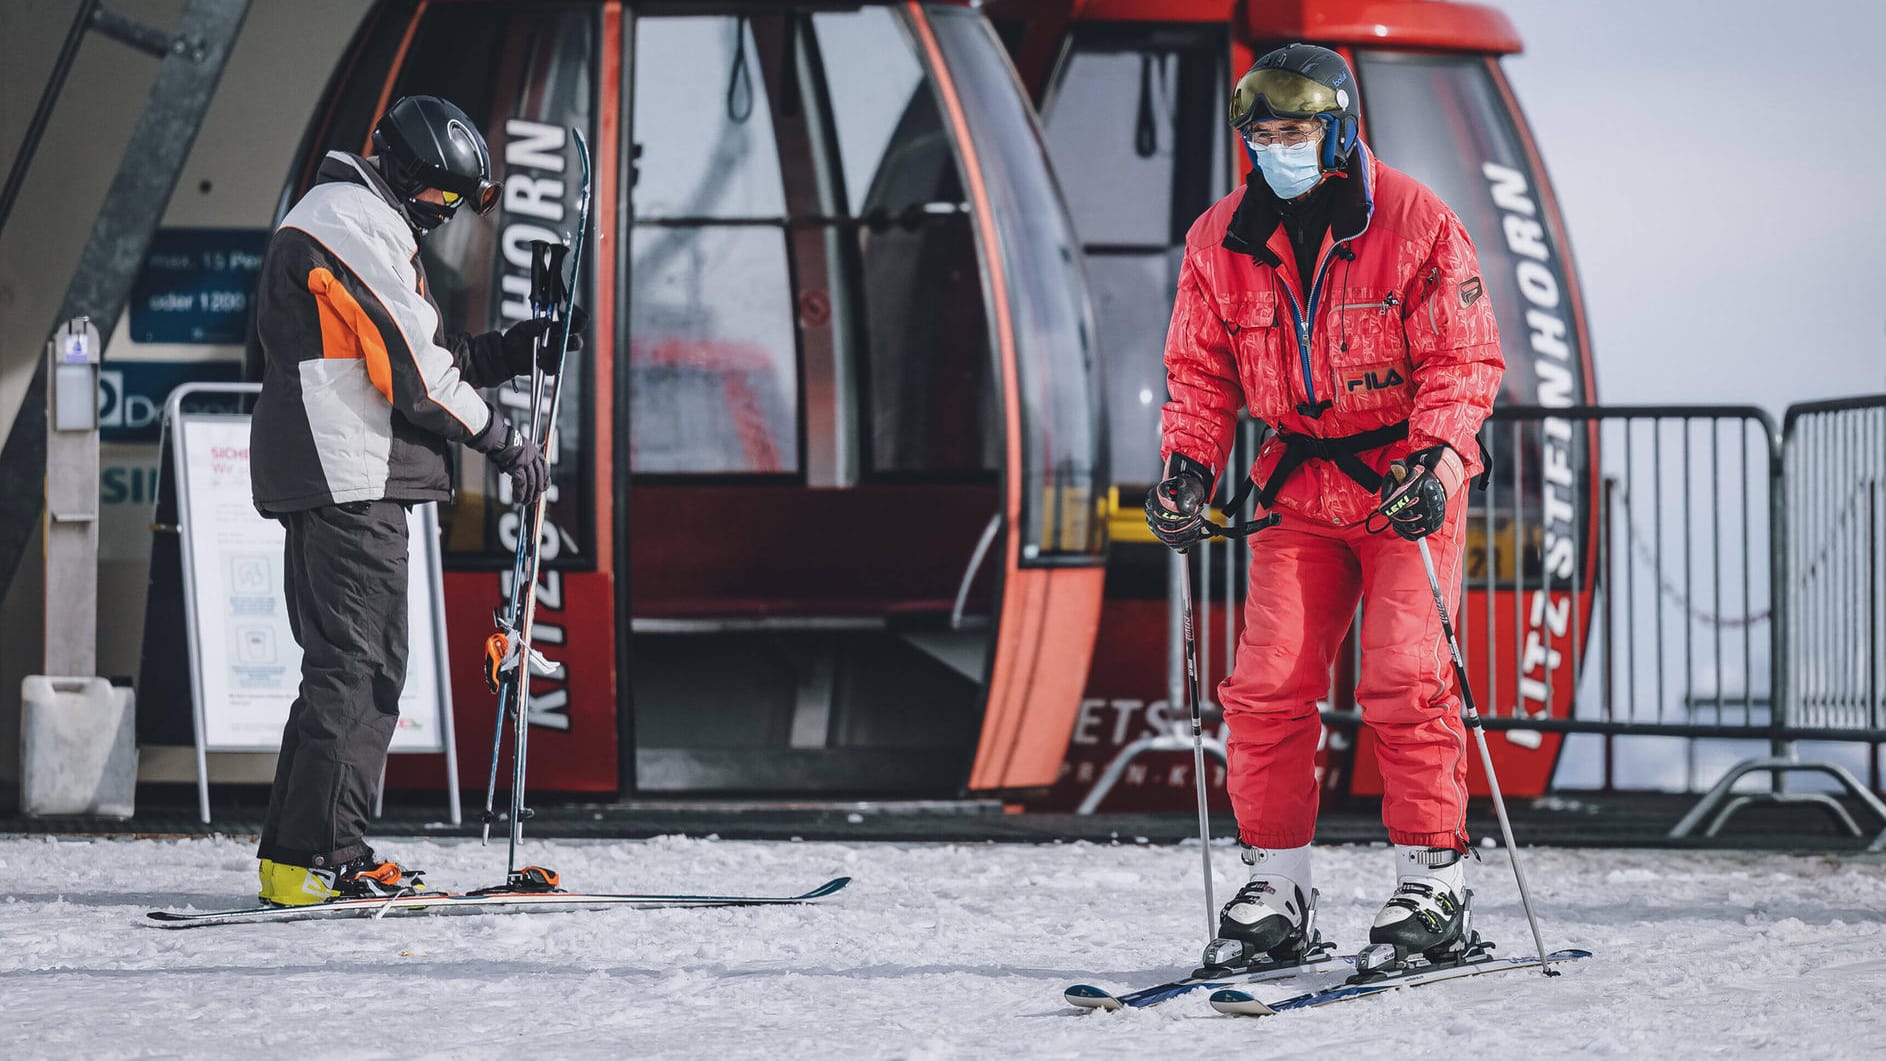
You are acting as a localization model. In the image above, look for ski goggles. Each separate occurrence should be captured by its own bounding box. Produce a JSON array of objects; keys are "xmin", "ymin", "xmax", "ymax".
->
[
  {"xmin": 441, "ymin": 180, "xmax": 502, "ymax": 215},
  {"xmin": 1228, "ymin": 66, "xmax": 1345, "ymax": 128}
]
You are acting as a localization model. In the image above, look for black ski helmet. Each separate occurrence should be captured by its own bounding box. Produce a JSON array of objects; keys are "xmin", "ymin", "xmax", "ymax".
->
[
  {"xmin": 1228, "ymin": 44, "xmax": 1361, "ymax": 171},
  {"xmin": 371, "ymin": 95, "xmax": 501, "ymax": 230}
]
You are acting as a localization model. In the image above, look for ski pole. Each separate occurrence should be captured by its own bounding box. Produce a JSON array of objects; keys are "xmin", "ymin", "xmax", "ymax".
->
[
  {"xmin": 1181, "ymin": 509, "xmax": 1280, "ymax": 947},
  {"xmin": 1176, "ymin": 545, "xmax": 1217, "ymax": 946},
  {"xmin": 1414, "ymin": 535, "xmax": 1557, "ymax": 976},
  {"xmin": 479, "ymin": 240, "xmax": 561, "ymax": 846},
  {"xmin": 504, "ymin": 129, "xmax": 591, "ymax": 882},
  {"xmin": 506, "ymin": 280, "xmax": 564, "ymax": 875}
]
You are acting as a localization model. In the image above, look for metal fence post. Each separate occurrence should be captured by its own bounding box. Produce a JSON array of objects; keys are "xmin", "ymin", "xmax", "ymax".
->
[{"xmin": 1771, "ymin": 416, "xmax": 1791, "ymax": 763}]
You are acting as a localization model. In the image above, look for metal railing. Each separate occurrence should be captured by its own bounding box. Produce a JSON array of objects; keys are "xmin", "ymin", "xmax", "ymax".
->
[
  {"xmin": 1479, "ymin": 406, "xmax": 1778, "ymax": 744},
  {"xmin": 1675, "ymin": 397, "xmax": 1886, "ymax": 846},
  {"xmin": 1783, "ymin": 396, "xmax": 1886, "ymax": 741},
  {"xmin": 1079, "ymin": 397, "xmax": 1886, "ymax": 846}
]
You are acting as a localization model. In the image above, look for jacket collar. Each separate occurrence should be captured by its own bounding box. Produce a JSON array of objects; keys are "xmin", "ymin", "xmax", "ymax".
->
[
  {"xmin": 1222, "ymin": 142, "xmax": 1375, "ymax": 267},
  {"xmin": 316, "ymin": 151, "xmax": 418, "ymax": 231}
]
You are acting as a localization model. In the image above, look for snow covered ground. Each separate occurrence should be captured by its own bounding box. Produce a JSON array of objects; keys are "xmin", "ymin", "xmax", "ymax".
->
[{"xmin": 2, "ymin": 835, "xmax": 1883, "ymax": 1059}]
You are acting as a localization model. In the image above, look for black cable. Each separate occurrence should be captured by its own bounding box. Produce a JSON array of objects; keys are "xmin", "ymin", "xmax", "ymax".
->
[
  {"xmin": 726, "ymin": 16, "xmax": 753, "ymax": 124},
  {"xmin": 1135, "ymin": 54, "xmax": 1157, "ymax": 158}
]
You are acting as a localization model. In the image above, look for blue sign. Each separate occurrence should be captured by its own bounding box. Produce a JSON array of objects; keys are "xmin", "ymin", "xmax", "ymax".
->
[
  {"xmin": 129, "ymin": 228, "xmax": 269, "ymax": 344},
  {"xmin": 98, "ymin": 360, "xmax": 243, "ymax": 443}
]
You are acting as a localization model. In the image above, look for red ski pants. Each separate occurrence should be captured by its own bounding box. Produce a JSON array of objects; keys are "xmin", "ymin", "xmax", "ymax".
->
[{"xmin": 1219, "ymin": 495, "xmax": 1470, "ymax": 850}]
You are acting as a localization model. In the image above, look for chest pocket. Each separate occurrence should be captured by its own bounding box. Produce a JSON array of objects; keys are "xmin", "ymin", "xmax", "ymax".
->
[
  {"xmin": 1323, "ymin": 286, "xmax": 1410, "ymax": 410},
  {"xmin": 1218, "ymin": 294, "xmax": 1286, "ymax": 420}
]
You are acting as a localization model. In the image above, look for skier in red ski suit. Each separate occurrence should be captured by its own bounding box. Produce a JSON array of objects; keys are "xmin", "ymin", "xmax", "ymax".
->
[{"xmin": 1146, "ymin": 44, "xmax": 1503, "ymax": 964}]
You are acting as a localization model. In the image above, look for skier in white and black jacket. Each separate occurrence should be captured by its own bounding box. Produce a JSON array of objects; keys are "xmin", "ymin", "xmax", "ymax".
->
[{"xmin": 249, "ymin": 95, "xmax": 577, "ymax": 906}]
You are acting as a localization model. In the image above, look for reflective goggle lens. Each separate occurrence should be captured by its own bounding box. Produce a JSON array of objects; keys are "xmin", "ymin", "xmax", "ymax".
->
[
  {"xmin": 435, "ymin": 181, "xmax": 500, "ymax": 215},
  {"xmin": 1229, "ymin": 67, "xmax": 1342, "ymax": 128}
]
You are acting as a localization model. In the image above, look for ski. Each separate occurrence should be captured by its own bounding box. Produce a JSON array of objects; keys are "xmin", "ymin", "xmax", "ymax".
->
[
  {"xmin": 145, "ymin": 875, "xmax": 850, "ymax": 929},
  {"xmin": 1208, "ymin": 947, "xmax": 1591, "ymax": 1015},
  {"xmin": 1064, "ymin": 941, "xmax": 1343, "ymax": 1011}
]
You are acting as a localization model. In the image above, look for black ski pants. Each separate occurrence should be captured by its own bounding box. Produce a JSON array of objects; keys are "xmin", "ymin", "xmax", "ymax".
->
[{"xmin": 258, "ymin": 499, "xmax": 408, "ymax": 868}]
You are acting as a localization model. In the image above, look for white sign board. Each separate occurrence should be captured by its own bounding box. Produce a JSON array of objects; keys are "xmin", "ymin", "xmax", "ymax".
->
[{"xmin": 175, "ymin": 414, "xmax": 448, "ymax": 753}]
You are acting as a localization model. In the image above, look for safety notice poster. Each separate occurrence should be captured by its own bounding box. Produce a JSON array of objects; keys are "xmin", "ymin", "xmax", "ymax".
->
[{"xmin": 175, "ymin": 415, "xmax": 447, "ymax": 752}]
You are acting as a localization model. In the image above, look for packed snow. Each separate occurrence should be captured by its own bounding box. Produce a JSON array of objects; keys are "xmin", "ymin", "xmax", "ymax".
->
[{"xmin": 2, "ymin": 834, "xmax": 1883, "ymax": 1058}]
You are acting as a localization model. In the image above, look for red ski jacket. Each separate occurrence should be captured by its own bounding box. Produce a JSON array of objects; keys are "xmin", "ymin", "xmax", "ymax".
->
[{"xmin": 1161, "ymin": 144, "xmax": 1503, "ymax": 527}]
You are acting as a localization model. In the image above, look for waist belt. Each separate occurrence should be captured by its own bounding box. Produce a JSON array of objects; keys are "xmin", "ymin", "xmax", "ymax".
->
[{"xmin": 1253, "ymin": 420, "xmax": 1410, "ymax": 508}]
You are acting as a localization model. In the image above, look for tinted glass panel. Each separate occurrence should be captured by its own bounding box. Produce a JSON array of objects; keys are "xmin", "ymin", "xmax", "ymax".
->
[
  {"xmin": 1042, "ymin": 30, "xmax": 1227, "ymax": 492},
  {"xmin": 813, "ymin": 10, "xmax": 929, "ymax": 217},
  {"xmin": 628, "ymin": 225, "xmax": 799, "ymax": 473},
  {"xmin": 631, "ymin": 16, "xmax": 799, "ymax": 474},
  {"xmin": 1043, "ymin": 50, "xmax": 1175, "ymax": 247},
  {"xmin": 932, "ymin": 8, "xmax": 1104, "ymax": 559},
  {"xmin": 632, "ymin": 17, "xmax": 786, "ymax": 220},
  {"xmin": 1084, "ymin": 251, "xmax": 1183, "ymax": 480},
  {"xmin": 812, "ymin": 10, "xmax": 995, "ymax": 477}
]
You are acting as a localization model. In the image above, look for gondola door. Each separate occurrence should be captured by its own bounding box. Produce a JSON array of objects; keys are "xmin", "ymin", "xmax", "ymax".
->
[{"xmin": 622, "ymin": 6, "xmax": 1025, "ymax": 796}]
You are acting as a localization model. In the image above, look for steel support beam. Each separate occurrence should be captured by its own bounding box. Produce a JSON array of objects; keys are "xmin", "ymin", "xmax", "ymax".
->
[{"xmin": 0, "ymin": 0, "xmax": 251, "ymax": 603}]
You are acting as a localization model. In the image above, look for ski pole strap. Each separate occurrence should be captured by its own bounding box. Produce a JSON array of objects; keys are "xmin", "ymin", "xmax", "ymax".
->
[
  {"xmin": 1253, "ymin": 420, "xmax": 1410, "ymax": 508},
  {"xmin": 1206, "ymin": 511, "xmax": 1281, "ymax": 539}
]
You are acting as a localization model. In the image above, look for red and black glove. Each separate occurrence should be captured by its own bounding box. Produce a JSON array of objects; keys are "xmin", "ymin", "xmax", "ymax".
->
[
  {"xmin": 500, "ymin": 304, "xmax": 588, "ymax": 376},
  {"xmin": 1144, "ymin": 453, "xmax": 1215, "ymax": 552},
  {"xmin": 1374, "ymin": 444, "xmax": 1456, "ymax": 541}
]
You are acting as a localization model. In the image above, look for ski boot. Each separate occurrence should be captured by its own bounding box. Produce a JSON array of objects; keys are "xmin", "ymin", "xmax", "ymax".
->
[
  {"xmin": 1350, "ymin": 846, "xmax": 1491, "ymax": 982},
  {"xmin": 257, "ymin": 851, "xmax": 427, "ymax": 907},
  {"xmin": 1194, "ymin": 845, "xmax": 1333, "ymax": 977}
]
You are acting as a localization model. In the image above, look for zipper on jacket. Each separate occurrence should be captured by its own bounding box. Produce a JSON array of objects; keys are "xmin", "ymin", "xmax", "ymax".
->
[
  {"xmin": 1279, "ymin": 285, "xmax": 1316, "ymax": 404},
  {"xmin": 1289, "ymin": 242, "xmax": 1346, "ymax": 405},
  {"xmin": 1276, "ymin": 152, "xmax": 1376, "ymax": 412}
]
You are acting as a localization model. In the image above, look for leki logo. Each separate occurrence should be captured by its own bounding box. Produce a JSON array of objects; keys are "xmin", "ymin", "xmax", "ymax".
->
[{"xmin": 1342, "ymin": 366, "xmax": 1405, "ymax": 393}]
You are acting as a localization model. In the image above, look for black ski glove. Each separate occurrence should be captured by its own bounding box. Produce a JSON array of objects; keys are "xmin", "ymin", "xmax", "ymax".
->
[
  {"xmin": 1144, "ymin": 452, "xmax": 1214, "ymax": 552},
  {"xmin": 1373, "ymin": 445, "xmax": 1452, "ymax": 541},
  {"xmin": 478, "ymin": 417, "xmax": 549, "ymax": 509},
  {"xmin": 499, "ymin": 304, "xmax": 588, "ymax": 377}
]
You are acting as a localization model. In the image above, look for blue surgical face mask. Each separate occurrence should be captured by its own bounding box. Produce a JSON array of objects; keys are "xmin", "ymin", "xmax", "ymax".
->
[{"xmin": 1250, "ymin": 140, "xmax": 1324, "ymax": 199}]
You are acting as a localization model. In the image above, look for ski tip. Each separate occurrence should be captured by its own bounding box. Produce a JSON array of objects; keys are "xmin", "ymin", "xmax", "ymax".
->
[
  {"xmin": 1063, "ymin": 985, "xmax": 1124, "ymax": 1011},
  {"xmin": 1208, "ymin": 988, "xmax": 1278, "ymax": 1017},
  {"xmin": 804, "ymin": 876, "xmax": 852, "ymax": 899}
]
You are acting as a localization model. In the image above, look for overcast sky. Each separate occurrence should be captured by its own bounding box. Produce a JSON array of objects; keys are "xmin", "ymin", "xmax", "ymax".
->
[{"xmin": 1487, "ymin": 0, "xmax": 1886, "ymax": 412}]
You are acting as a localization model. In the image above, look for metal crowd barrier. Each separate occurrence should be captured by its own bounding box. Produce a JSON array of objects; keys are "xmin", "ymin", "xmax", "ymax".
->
[
  {"xmin": 1670, "ymin": 397, "xmax": 1886, "ymax": 846},
  {"xmin": 1084, "ymin": 398, "xmax": 1886, "ymax": 846}
]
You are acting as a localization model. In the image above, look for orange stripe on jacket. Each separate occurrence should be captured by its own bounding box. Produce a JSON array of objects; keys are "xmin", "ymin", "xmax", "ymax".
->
[{"xmin": 307, "ymin": 266, "xmax": 394, "ymax": 402}]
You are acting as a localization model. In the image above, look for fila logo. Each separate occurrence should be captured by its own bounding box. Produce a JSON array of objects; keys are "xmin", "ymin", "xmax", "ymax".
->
[
  {"xmin": 1459, "ymin": 275, "xmax": 1484, "ymax": 307},
  {"xmin": 1344, "ymin": 367, "xmax": 1405, "ymax": 393}
]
